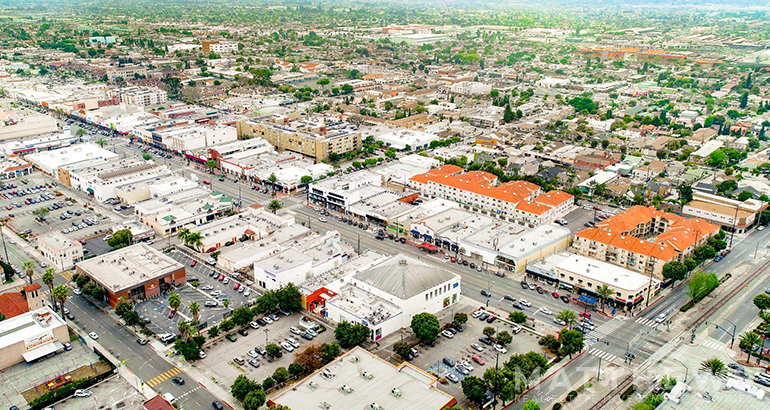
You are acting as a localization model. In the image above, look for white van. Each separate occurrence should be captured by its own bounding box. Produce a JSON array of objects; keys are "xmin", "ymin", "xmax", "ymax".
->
[{"xmin": 162, "ymin": 392, "xmax": 177, "ymax": 404}]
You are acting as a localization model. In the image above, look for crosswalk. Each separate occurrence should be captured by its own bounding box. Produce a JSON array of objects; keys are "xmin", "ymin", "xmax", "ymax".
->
[
  {"xmin": 702, "ymin": 340, "xmax": 724, "ymax": 351},
  {"xmin": 588, "ymin": 347, "xmax": 617, "ymax": 362},
  {"xmin": 146, "ymin": 367, "xmax": 183, "ymax": 387},
  {"xmin": 634, "ymin": 317, "xmax": 660, "ymax": 327},
  {"xmin": 586, "ymin": 318, "xmax": 624, "ymax": 343}
]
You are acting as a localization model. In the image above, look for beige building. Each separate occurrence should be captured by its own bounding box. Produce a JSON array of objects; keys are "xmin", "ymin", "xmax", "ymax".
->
[
  {"xmin": 683, "ymin": 191, "xmax": 768, "ymax": 234},
  {"xmin": 237, "ymin": 114, "xmax": 361, "ymax": 162},
  {"xmin": 0, "ymin": 307, "xmax": 69, "ymax": 369},
  {"xmin": 37, "ymin": 232, "xmax": 84, "ymax": 270}
]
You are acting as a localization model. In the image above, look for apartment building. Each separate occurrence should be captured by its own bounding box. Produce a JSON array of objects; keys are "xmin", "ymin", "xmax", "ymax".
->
[
  {"xmin": 37, "ymin": 232, "xmax": 84, "ymax": 270},
  {"xmin": 573, "ymin": 205, "xmax": 720, "ymax": 279},
  {"xmin": 682, "ymin": 191, "xmax": 768, "ymax": 234},
  {"xmin": 409, "ymin": 164, "xmax": 542, "ymax": 220},
  {"xmin": 201, "ymin": 40, "xmax": 238, "ymax": 54},
  {"xmin": 237, "ymin": 114, "xmax": 361, "ymax": 162},
  {"xmin": 513, "ymin": 190, "xmax": 576, "ymax": 226},
  {"xmin": 108, "ymin": 87, "xmax": 168, "ymax": 106}
]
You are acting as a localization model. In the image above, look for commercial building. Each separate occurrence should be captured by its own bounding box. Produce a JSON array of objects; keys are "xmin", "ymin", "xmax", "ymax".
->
[
  {"xmin": 308, "ymin": 171, "xmax": 383, "ymax": 211},
  {"xmin": 201, "ymin": 40, "xmax": 238, "ymax": 54},
  {"xmin": 573, "ymin": 206, "xmax": 720, "ymax": 279},
  {"xmin": 409, "ymin": 164, "xmax": 542, "ymax": 221},
  {"xmin": 682, "ymin": 191, "xmax": 768, "ymax": 234},
  {"xmin": 75, "ymin": 243, "xmax": 185, "ymax": 307},
  {"xmin": 391, "ymin": 32, "xmax": 450, "ymax": 46},
  {"xmin": 325, "ymin": 254, "xmax": 461, "ymax": 341},
  {"xmin": 527, "ymin": 252, "xmax": 661, "ymax": 311},
  {"xmin": 159, "ymin": 124, "xmax": 237, "ymax": 153},
  {"xmin": 67, "ymin": 158, "xmax": 169, "ymax": 202},
  {"xmin": 0, "ymin": 157, "xmax": 33, "ymax": 179},
  {"xmin": 268, "ymin": 346, "xmax": 457, "ymax": 409},
  {"xmin": 0, "ymin": 307, "xmax": 69, "ymax": 368},
  {"xmin": 36, "ymin": 232, "xmax": 84, "ymax": 270},
  {"xmin": 134, "ymin": 188, "xmax": 235, "ymax": 237},
  {"xmin": 107, "ymin": 87, "xmax": 168, "ymax": 106},
  {"xmin": 237, "ymin": 114, "xmax": 361, "ymax": 162},
  {"xmin": 0, "ymin": 108, "xmax": 58, "ymax": 141},
  {"xmin": 376, "ymin": 129, "xmax": 438, "ymax": 151},
  {"xmin": 115, "ymin": 175, "xmax": 198, "ymax": 205},
  {"xmin": 24, "ymin": 143, "xmax": 118, "ymax": 178}
]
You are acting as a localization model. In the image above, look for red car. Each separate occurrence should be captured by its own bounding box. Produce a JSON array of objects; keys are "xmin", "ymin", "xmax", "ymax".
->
[
  {"xmin": 190, "ymin": 260, "xmax": 197, "ymax": 267},
  {"xmin": 202, "ymin": 180, "xmax": 211, "ymax": 185},
  {"xmin": 450, "ymin": 257, "xmax": 456, "ymax": 263},
  {"xmin": 233, "ymin": 282, "xmax": 240, "ymax": 290},
  {"xmin": 579, "ymin": 312, "xmax": 592, "ymax": 319},
  {"xmin": 168, "ymin": 310, "xmax": 176, "ymax": 319},
  {"xmin": 218, "ymin": 274, "xmax": 225, "ymax": 281},
  {"xmin": 472, "ymin": 355, "xmax": 485, "ymax": 365},
  {"xmin": 552, "ymin": 292, "xmax": 559, "ymax": 298}
]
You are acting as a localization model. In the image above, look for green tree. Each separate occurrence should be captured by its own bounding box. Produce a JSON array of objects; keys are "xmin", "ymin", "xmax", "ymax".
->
[
  {"xmin": 410, "ymin": 312, "xmax": 440, "ymax": 344},
  {"xmin": 22, "ymin": 261, "xmax": 34, "ymax": 285},
  {"xmin": 559, "ymin": 328, "xmax": 584, "ymax": 359},
  {"xmin": 678, "ymin": 185, "xmax": 693, "ymax": 203},
  {"xmin": 522, "ymin": 401, "xmax": 541, "ymax": 410},
  {"xmin": 265, "ymin": 343, "xmax": 282, "ymax": 359},
  {"xmin": 694, "ymin": 245, "xmax": 716, "ymax": 262},
  {"xmin": 509, "ymin": 311, "xmax": 528, "ymax": 324},
  {"xmin": 95, "ymin": 137, "xmax": 107, "ymax": 148},
  {"xmin": 115, "ymin": 300, "xmax": 134, "ymax": 317},
  {"xmin": 453, "ymin": 312, "xmax": 468, "ymax": 325},
  {"xmin": 243, "ymin": 389, "xmax": 266, "ymax": 410},
  {"xmin": 142, "ymin": 153, "xmax": 152, "ymax": 160},
  {"xmin": 300, "ymin": 175, "xmax": 313, "ymax": 185},
  {"xmin": 107, "ymin": 229, "xmax": 133, "ymax": 249},
  {"xmin": 177, "ymin": 228, "xmax": 190, "ymax": 243},
  {"xmin": 662, "ymin": 261, "xmax": 688, "ymax": 286},
  {"xmin": 753, "ymin": 293, "xmax": 770, "ymax": 311},
  {"xmin": 688, "ymin": 271, "xmax": 718, "ymax": 302},
  {"xmin": 168, "ymin": 293, "xmax": 181, "ymax": 312},
  {"xmin": 268, "ymin": 199, "xmax": 283, "ymax": 214},
  {"xmin": 461, "ymin": 376, "xmax": 488, "ymax": 405},
  {"xmin": 684, "ymin": 258, "xmax": 698, "ymax": 272},
  {"xmin": 738, "ymin": 190, "xmax": 753, "ymax": 201},
  {"xmin": 596, "ymin": 284, "xmax": 613, "ymax": 311},
  {"xmin": 707, "ymin": 150, "xmax": 728, "ymax": 168},
  {"xmin": 700, "ymin": 358, "xmax": 727, "ymax": 378},
  {"xmin": 273, "ymin": 367, "xmax": 290, "ymax": 384},
  {"xmin": 483, "ymin": 326, "xmax": 496, "ymax": 339},
  {"xmin": 740, "ymin": 92, "xmax": 749, "ymax": 109},
  {"xmin": 205, "ymin": 160, "xmax": 218, "ymax": 174},
  {"xmin": 557, "ymin": 309, "xmax": 578, "ymax": 329},
  {"xmin": 496, "ymin": 330, "xmax": 513, "ymax": 346},
  {"xmin": 52, "ymin": 285, "xmax": 69, "ymax": 319},
  {"xmin": 184, "ymin": 232, "xmax": 202, "ymax": 251},
  {"xmin": 256, "ymin": 290, "xmax": 278, "ymax": 314},
  {"xmin": 262, "ymin": 376, "xmax": 275, "ymax": 391},
  {"xmin": 739, "ymin": 331, "xmax": 762, "ymax": 361},
  {"xmin": 288, "ymin": 363, "xmax": 304, "ymax": 377},
  {"xmin": 232, "ymin": 306, "xmax": 254, "ymax": 327},
  {"xmin": 231, "ymin": 375, "xmax": 259, "ymax": 401},
  {"xmin": 33, "ymin": 207, "xmax": 49, "ymax": 219},
  {"xmin": 393, "ymin": 341, "xmax": 412, "ymax": 359},
  {"xmin": 276, "ymin": 283, "xmax": 303, "ymax": 312},
  {"xmin": 42, "ymin": 268, "xmax": 55, "ymax": 307},
  {"xmin": 503, "ymin": 104, "xmax": 514, "ymax": 123},
  {"xmin": 334, "ymin": 321, "xmax": 370, "ymax": 348},
  {"xmin": 189, "ymin": 301, "xmax": 201, "ymax": 324}
]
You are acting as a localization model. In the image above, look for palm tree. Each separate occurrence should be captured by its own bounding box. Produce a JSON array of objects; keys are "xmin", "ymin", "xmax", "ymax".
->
[
  {"xmin": 222, "ymin": 299, "xmax": 229, "ymax": 309},
  {"xmin": 189, "ymin": 301, "xmax": 201, "ymax": 324},
  {"xmin": 268, "ymin": 199, "xmax": 283, "ymax": 214},
  {"xmin": 185, "ymin": 232, "xmax": 202, "ymax": 251},
  {"xmin": 168, "ymin": 293, "xmax": 181, "ymax": 312},
  {"xmin": 700, "ymin": 358, "xmax": 727, "ymax": 378},
  {"xmin": 267, "ymin": 173, "xmax": 278, "ymax": 193},
  {"xmin": 596, "ymin": 285, "xmax": 613, "ymax": 311},
  {"xmin": 557, "ymin": 309, "xmax": 578, "ymax": 330},
  {"xmin": 740, "ymin": 331, "xmax": 762, "ymax": 362},
  {"xmin": 22, "ymin": 261, "xmax": 34, "ymax": 285},
  {"xmin": 177, "ymin": 228, "xmax": 190, "ymax": 243},
  {"xmin": 52, "ymin": 285, "xmax": 69, "ymax": 319},
  {"xmin": 177, "ymin": 321, "xmax": 194, "ymax": 342},
  {"xmin": 205, "ymin": 160, "xmax": 218, "ymax": 174},
  {"xmin": 42, "ymin": 268, "xmax": 55, "ymax": 307},
  {"xmin": 75, "ymin": 128, "xmax": 87, "ymax": 138},
  {"xmin": 95, "ymin": 137, "xmax": 107, "ymax": 148}
]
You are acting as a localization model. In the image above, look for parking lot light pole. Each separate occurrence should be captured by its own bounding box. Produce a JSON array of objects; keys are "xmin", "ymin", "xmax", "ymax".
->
[{"xmin": 264, "ymin": 328, "xmax": 269, "ymax": 346}]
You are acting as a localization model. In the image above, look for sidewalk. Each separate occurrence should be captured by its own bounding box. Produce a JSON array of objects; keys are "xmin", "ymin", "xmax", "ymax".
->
[{"xmin": 163, "ymin": 352, "xmax": 239, "ymax": 409}]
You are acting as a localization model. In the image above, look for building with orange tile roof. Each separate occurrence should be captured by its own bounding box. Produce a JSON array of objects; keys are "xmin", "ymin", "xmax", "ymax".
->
[
  {"xmin": 0, "ymin": 283, "xmax": 43, "ymax": 320},
  {"xmin": 573, "ymin": 205, "xmax": 720, "ymax": 279},
  {"xmin": 409, "ymin": 165, "xmax": 545, "ymax": 221},
  {"xmin": 514, "ymin": 190, "xmax": 576, "ymax": 226}
]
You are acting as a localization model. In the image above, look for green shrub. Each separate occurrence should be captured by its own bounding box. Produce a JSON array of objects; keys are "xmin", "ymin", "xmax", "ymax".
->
[
  {"xmin": 566, "ymin": 391, "xmax": 578, "ymax": 402},
  {"xmin": 552, "ymin": 403, "xmax": 562, "ymax": 410}
]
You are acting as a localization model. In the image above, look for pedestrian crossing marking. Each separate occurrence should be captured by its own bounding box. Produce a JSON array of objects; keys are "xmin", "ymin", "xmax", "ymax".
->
[
  {"xmin": 634, "ymin": 317, "xmax": 658, "ymax": 327},
  {"xmin": 702, "ymin": 340, "xmax": 724, "ymax": 351},
  {"xmin": 586, "ymin": 318, "xmax": 624, "ymax": 344},
  {"xmin": 146, "ymin": 367, "xmax": 182, "ymax": 387},
  {"xmin": 588, "ymin": 347, "xmax": 617, "ymax": 362}
]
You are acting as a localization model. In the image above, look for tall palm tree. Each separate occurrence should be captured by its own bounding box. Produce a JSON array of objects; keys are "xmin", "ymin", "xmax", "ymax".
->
[
  {"xmin": 185, "ymin": 232, "xmax": 202, "ymax": 251},
  {"xmin": 75, "ymin": 128, "xmax": 87, "ymax": 138},
  {"xmin": 177, "ymin": 321, "xmax": 193, "ymax": 342},
  {"xmin": 268, "ymin": 199, "xmax": 283, "ymax": 214},
  {"xmin": 52, "ymin": 285, "xmax": 69, "ymax": 319},
  {"xmin": 95, "ymin": 137, "xmax": 107, "ymax": 148},
  {"xmin": 596, "ymin": 285, "xmax": 613, "ymax": 311},
  {"xmin": 740, "ymin": 331, "xmax": 762, "ymax": 362},
  {"xmin": 42, "ymin": 268, "xmax": 55, "ymax": 307},
  {"xmin": 177, "ymin": 228, "xmax": 190, "ymax": 243},
  {"xmin": 556, "ymin": 309, "xmax": 578, "ymax": 330},
  {"xmin": 205, "ymin": 160, "xmax": 218, "ymax": 174},
  {"xmin": 168, "ymin": 293, "xmax": 181, "ymax": 312},
  {"xmin": 189, "ymin": 301, "xmax": 201, "ymax": 324},
  {"xmin": 700, "ymin": 358, "xmax": 727, "ymax": 378},
  {"xmin": 22, "ymin": 261, "xmax": 34, "ymax": 285},
  {"xmin": 267, "ymin": 173, "xmax": 278, "ymax": 193}
]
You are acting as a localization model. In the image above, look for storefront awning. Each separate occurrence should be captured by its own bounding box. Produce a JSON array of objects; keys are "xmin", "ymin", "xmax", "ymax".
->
[
  {"xmin": 420, "ymin": 243, "xmax": 437, "ymax": 251},
  {"xmin": 22, "ymin": 341, "xmax": 63, "ymax": 362},
  {"xmin": 578, "ymin": 295, "xmax": 597, "ymax": 305}
]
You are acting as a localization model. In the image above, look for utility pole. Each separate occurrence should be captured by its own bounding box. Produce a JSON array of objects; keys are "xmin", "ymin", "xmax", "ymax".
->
[{"xmin": 730, "ymin": 202, "xmax": 739, "ymax": 248}]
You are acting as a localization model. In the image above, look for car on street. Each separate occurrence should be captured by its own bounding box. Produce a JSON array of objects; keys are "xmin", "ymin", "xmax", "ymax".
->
[
  {"xmin": 199, "ymin": 350, "xmax": 206, "ymax": 359},
  {"xmin": 479, "ymin": 337, "xmax": 493, "ymax": 345},
  {"xmin": 554, "ymin": 318, "xmax": 566, "ymax": 326},
  {"xmin": 281, "ymin": 342, "xmax": 294, "ymax": 352},
  {"xmin": 485, "ymin": 315, "xmax": 497, "ymax": 323},
  {"xmin": 287, "ymin": 338, "xmax": 300, "ymax": 348},
  {"xmin": 136, "ymin": 338, "xmax": 149, "ymax": 345},
  {"xmin": 442, "ymin": 357, "xmax": 456, "ymax": 367},
  {"xmin": 520, "ymin": 281, "xmax": 528, "ymax": 289},
  {"xmin": 205, "ymin": 300, "xmax": 218, "ymax": 307},
  {"xmin": 64, "ymin": 342, "xmax": 72, "ymax": 351},
  {"xmin": 455, "ymin": 364, "xmax": 470, "ymax": 375},
  {"xmin": 88, "ymin": 332, "xmax": 99, "ymax": 340},
  {"xmin": 472, "ymin": 310, "xmax": 484, "ymax": 318},
  {"xmin": 233, "ymin": 356, "xmax": 245, "ymax": 365},
  {"xmin": 540, "ymin": 307, "xmax": 552, "ymax": 315},
  {"xmin": 561, "ymin": 296, "xmax": 571, "ymax": 304},
  {"xmin": 654, "ymin": 313, "xmax": 667, "ymax": 323},
  {"xmin": 579, "ymin": 312, "xmax": 591, "ymax": 319},
  {"xmin": 472, "ymin": 355, "xmax": 485, "ymax": 365},
  {"xmin": 248, "ymin": 358, "xmax": 261, "ymax": 368},
  {"xmin": 318, "ymin": 217, "xmax": 328, "ymax": 222},
  {"xmin": 247, "ymin": 350, "xmax": 259, "ymax": 358},
  {"xmin": 190, "ymin": 260, "xmax": 197, "ymax": 267},
  {"xmin": 552, "ymin": 292, "xmax": 560, "ymax": 298},
  {"xmin": 518, "ymin": 299, "xmax": 532, "ymax": 307},
  {"xmin": 250, "ymin": 321, "xmax": 260, "ymax": 329},
  {"xmin": 73, "ymin": 288, "xmax": 82, "ymax": 295},
  {"xmin": 172, "ymin": 377, "xmax": 185, "ymax": 385},
  {"xmin": 504, "ymin": 295, "xmax": 515, "ymax": 301},
  {"xmin": 460, "ymin": 361, "xmax": 474, "ymax": 372},
  {"xmin": 226, "ymin": 334, "xmax": 237, "ymax": 342},
  {"xmin": 480, "ymin": 290, "xmax": 492, "ymax": 298},
  {"xmin": 238, "ymin": 328, "xmax": 248, "ymax": 336}
]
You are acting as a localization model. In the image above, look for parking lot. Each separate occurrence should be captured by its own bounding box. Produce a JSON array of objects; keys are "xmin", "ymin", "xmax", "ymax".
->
[
  {"xmin": 134, "ymin": 249, "xmax": 257, "ymax": 336},
  {"xmin": 195, "ymin": 313, "xmax": 334, "ymax": 389},
  {"xmin": 379, "ymin": 306, "xmax": 544, "ymax": 399}
]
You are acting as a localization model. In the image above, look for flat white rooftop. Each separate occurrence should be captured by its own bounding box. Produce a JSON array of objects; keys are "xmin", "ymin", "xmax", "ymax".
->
[
  {"xmin": 77, "ymin": 243, "xmax": 183, "ymax": 293},
  {"xmin": 0, "ymin": 307, "xmax": 65, "ymax": 350}
]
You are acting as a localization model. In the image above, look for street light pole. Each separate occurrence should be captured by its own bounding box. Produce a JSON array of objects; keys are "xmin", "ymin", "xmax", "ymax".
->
[
  {"xmin": 715, "ymin": 318, "xmax": 737, "ymax": 349},
  {"xmin": 672, "ymin": 356, "xmax": 689, "ymax": 382}
]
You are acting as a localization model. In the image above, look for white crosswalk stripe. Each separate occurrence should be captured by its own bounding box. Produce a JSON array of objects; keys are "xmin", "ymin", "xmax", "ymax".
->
[
  {"xmin": 586, "ymin": 318, "xmax": 624, "ymax": 343},
  {"xmin": 702, "ymin": 340, "xmax": 724, "ymax": 351},
  {"xmin": 589, "ymin": 347, "xmax": 617, "ymax": 362},
  {"xmin": 635, "ymin": 317, "xmax": 658, "ymax": 327}
]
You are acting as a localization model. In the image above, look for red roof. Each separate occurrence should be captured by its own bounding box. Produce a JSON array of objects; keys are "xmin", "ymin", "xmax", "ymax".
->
[
  {"xmin": 0, "ymin": 291, "xmax": 29, "ymax": 319},
  {"xmin": 144, "ymin": 395, "xmax": 175, "ymax": 410}
]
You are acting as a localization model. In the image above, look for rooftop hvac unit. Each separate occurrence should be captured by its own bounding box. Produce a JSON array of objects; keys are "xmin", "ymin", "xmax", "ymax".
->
[
  {"xmin": 322, "ymin": 369, "xmax": 334, "ymax": 379},
  {"xmin": 340, "ymin": 385, "xmax": 352, "ymax": 394},
  {"xmin": 362, "ymin": 371, "xmax": 373, "ymax": 380},
  {"xmin": 309, "ymin": 381, "xmax": 317, "ymax": 389},
  {"xmin": 391, "ymin": 388, "xmax": 402, "ymax": 397},
  {"xmin": 351, "ymin": 356, "xmax": 359, "ymax": 362},
  {"xmin": 370, "ymin": 404, "xmax": 382, "ymax": 410}
]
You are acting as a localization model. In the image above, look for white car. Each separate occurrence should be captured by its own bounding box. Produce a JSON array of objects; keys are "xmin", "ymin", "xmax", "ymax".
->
[
  {"xmin": 528, "ymin": 284, "xmax": 535, "ymax": 290},
  {"xmin": 280, "ymin": 342, "xmax": 294, "ymax": 352},
  {"xmin": 540, "ymin": 307, "xmax": 553, "ymax": 315},
  {"xmin": 494, "ymin": 344, "xmax": 508, "ymax": 354},
  {"xmin": 73, "ymin": 288, "xmax": 82, "ymax": 295},
  {"xmin": 287, "ymin": 337, "xmax": 300, "ymax": 348},
  {"xmin": 460, "ymin": 361, "xmax": 474, "ymax": 372},
  {"xmin": 519, "ymin": 299, "xmax": 532, "ymax": 307},
  {"xmin": 263, "ymin": 316, "xmax": 273, "ymax": 324},
  {"xmin": 290, "ymin": 326, "xmax": 303, "ymax": 335},
  {"xmin": 249, "ymin": 321, "xmax": 260, "ymax": 329},
  {"xmin": 199, "ymin": 350, "xmax": 206, "ymax": 359},
  {"xmin": 654, "ymin": 313, "xmax": 667, "ymax": 324},
  {"xmin": 222, "ymin": 277, "xmax": 229, "ymax": 284},
  {"xmin": 472, "ymin": 310, "xmax": 484, "ymax": 318},
  {"xmin": 74, "ymin": 389, "xmax": 92, "ymax": 397},
  {"xmin": 554, "ymin": 318, "xmax": 566, "ymax": 326},
  {"xmin": 88, "ymin": 332, "xmax": 99, "ymax": 340},
  {"xmin": 441, "ymin": 329, "xmax": 454, "ymax": 338},
  {"xmin": 244, "ymin": 289, "xmax": 251, "ymax": 297},
  {"xmin": 247, "ymin": 350, "xmax": 259, "ymax": 358},
  {"xmin": 512, "ymin": 326, "xmax": 522, "ymax": 334},
  {"xmin": 471, "ymin": 343, "xmax": 484, "ymax": 352},
  {"xmin": 318, "ymin": 217, "xmax": 328, "ymax": 223}
]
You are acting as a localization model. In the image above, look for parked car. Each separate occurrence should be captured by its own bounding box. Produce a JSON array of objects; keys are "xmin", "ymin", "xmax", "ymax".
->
[
  {"xmin": 441, "ymin": 329, "xmax": 455, "ymax": 338},
  {"xmin": 442, "ymin": 357, "xmax": 456, "ymax": 367},
  {"xmin": 73, "ymin": 389, "xmax": 92, "ymax": 397}
]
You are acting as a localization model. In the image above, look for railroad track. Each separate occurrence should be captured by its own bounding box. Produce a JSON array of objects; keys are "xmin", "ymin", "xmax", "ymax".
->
[{"xmin": 587, "ymin": 256, "xmax": 770, "ymax": 409}]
